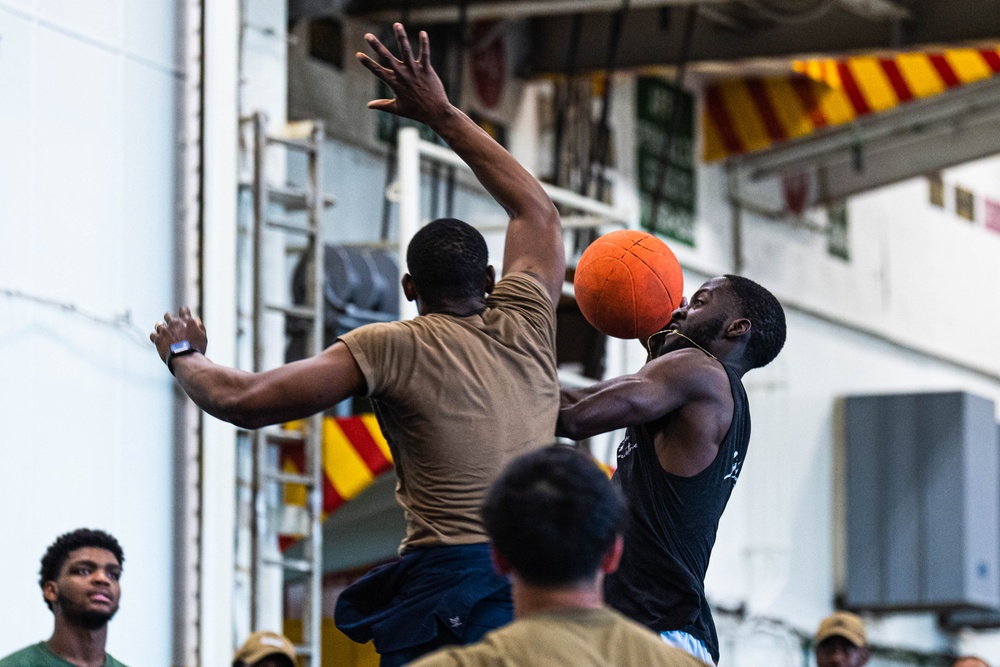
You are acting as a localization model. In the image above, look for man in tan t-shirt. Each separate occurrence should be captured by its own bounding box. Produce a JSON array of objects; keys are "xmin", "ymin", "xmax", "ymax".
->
[
  {"xmin": 150, "ymin": 24, "xmax": 565, "ymax": 667},
  {"xmin": 410, "ymin": 446, "xmax": 708, "ymax": 667}
]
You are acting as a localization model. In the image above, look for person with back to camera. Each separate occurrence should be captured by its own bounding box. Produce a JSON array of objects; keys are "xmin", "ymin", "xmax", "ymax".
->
[
  {"xmin": 150, "ymin": 22, "xmax": 565, "ymax": 667},
  {"xmin": 409, "ymin": 445, "xmax": 710, "ymax": 667},
  {"xmin": 558, "ymin": 275, "xmax": 787, "ymax": 665},
  {"xmin": 0, "ymin": 528, "xmax": 128, "ymax": 667}
]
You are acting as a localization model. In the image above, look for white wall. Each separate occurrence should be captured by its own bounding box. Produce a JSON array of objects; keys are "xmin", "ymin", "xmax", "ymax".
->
[{"xmin": 0, "ymin": 1, "xmax": 179, "ymax": 663}]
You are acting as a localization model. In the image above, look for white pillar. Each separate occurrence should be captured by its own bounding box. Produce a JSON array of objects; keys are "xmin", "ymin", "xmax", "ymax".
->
[{"xmin": 201, "ymin": 0, "xmax": 240, "ymax": 665}]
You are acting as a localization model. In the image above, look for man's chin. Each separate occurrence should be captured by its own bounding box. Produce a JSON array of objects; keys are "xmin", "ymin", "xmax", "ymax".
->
[
  {"xmin": 653, "ymin": 332, "xmax": 691, "ymax": 358},
  {"xmin": 70, "ymin": 608, "xmax": 118, "ymax": 630}
]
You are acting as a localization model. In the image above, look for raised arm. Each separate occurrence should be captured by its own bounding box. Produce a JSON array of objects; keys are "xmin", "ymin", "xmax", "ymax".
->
[
  {"xmin": 151, "ymin": 308, "xmax": 366, "ymax": 429},
  {"xmin": 357, "ymin": 24, "xmax": 565, "ymax": 303},
  {"xmin": 557, "ymin": 348, "xmax": 727, "ymax": 440}
]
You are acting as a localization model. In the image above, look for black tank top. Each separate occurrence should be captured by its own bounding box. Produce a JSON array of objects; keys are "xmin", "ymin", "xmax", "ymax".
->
[{"xmin": 604, "ymin": 361, "xmax": 750, "ymax": 664}]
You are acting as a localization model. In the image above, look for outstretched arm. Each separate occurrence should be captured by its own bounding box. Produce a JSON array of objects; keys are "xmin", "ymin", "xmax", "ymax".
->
[
  {"xmin": 557, "ymin": 348, "xmax": 727, "ymax": 440},
  {"xmin": 357, "ymin": 24, "xmax": 565, "ymax": 303},
  {"xmin": 151, "ymin": 308, "xmax": 366, "ymax": 429}
]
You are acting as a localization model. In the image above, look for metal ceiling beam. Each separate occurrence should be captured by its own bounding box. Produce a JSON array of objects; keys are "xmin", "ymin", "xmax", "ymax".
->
[
  {"xmin": 359, "ymin": 0, "xmax": 728, "ymax": 25},
  {"xmin": 835, "ymin": 0, "xmax": 911, "ymax": 20}
]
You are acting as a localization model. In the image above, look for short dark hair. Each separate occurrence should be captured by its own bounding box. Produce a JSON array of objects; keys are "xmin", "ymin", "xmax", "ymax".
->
[
  {"xmin": 482, "ymin": 445, "xmax": 624, "ymax": 586},
  {"xmin": 39, "ymin": 528, "xmax": 124, "ymax": 610},
  {"xmin": 406, "ymin": 218, "xmax": 489, "ymax": 303},
  {"xmin": 723, "ymin": 275, "xmax": 786, "ymax": 369}
]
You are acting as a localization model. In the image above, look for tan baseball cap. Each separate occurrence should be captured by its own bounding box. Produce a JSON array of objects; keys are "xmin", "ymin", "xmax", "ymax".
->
[
  {"xmin": 815, "ymin": 611, "xmax": 867, "ymax": 647},
  {"xmin": 233, "ymin": 631, "xmax": 297, "ymax": 666}
]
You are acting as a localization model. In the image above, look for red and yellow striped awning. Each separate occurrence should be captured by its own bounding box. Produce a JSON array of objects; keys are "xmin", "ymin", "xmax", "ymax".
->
[
  {"xmin": 703, "ymin": 46, "xmax": 1000, "ymax": 162},
  {"xmin": 280, "ymin": 415, "xmax": 393, "ymax": 549}
]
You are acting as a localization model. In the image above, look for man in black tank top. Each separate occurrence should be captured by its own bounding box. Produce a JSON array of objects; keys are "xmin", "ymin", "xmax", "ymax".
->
[{"xmin": 558, "ymin": 275, "xmax": 786, "ymax": 665}]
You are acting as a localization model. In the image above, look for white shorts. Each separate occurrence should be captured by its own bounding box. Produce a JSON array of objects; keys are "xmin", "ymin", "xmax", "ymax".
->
[{"xmin": 660, "ymin": 629, "xmax": 716, "ymax": 665}]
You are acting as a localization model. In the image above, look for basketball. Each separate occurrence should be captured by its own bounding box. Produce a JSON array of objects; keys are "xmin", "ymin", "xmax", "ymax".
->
[{"xmin": 573, "ymin": 230, "xmax": 684, "ymax": 340}]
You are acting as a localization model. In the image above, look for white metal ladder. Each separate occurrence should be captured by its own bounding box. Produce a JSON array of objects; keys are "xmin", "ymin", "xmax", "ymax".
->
[{"xmin": 242, "ymin": 111, "xmax": 331, "ymax": 666}]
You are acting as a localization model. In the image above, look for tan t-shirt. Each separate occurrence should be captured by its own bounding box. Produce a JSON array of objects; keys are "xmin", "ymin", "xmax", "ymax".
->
[
  {"xmin": 408, "ymin": 607, "xmax": 710, "ymax": 667},
  {"xmin": 339, "ymin": 272, "xmax": 559, "ymax": 553}
]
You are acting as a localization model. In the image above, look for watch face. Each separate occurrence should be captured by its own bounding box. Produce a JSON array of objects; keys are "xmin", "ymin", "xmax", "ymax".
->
[{"xmin": 170, "ymin": 340, "xmax": 192, "ymax": 355}]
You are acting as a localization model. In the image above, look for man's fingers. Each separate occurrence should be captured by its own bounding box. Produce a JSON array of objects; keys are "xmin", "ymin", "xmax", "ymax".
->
[
  {"xmin": 418, "ymin": 31, "xmax": 431, "ymax": 66},
  {"xmin": 163, "ymin": 312, "xmax": 174, "ymax": 323},
  {"xmin": 356, "ymin": 52, "xmax": 393, "ymax": 82},
  {"xmin": 179, "ymin": 306, "xmax": 192, "ymax": 318},
  {"xmin": 394, "ymin": 23, "xmax": 415, "ymax": 66},
  {"xmin": 364, "ymin": 33, "xmax": 399, "ymax": 68},
  {"xmin": 367, "ymin": 99, "xmax": 397, "ymax": 113}
]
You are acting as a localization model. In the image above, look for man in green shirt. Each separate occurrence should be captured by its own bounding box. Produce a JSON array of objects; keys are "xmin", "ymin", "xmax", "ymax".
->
[{"xmin": 0, "ymin": 529, "xmax": 128, "ymax": 667}]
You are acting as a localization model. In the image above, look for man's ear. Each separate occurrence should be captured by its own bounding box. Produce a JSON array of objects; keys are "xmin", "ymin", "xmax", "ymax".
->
[
  {"xmin": 726, "ymin": 317, "xmax": 751, "ymax": 338},
  {"xmin": 42, "ymin": 580, "xmax": 58, "ymax": 607},
  {"xmin": 600, "ymin": 535, "xmax": 625, "ymax": 574},
  {"xmin": 484, "ymin": 266, "xmax": 496, "ymax": 295},
  {"xmin": 401, "ymin": 273, "xmax": 418, "ymax": 303},
  {"xmin": 490, "ymin": 545, "xmax": 511, "ymax": 576}
]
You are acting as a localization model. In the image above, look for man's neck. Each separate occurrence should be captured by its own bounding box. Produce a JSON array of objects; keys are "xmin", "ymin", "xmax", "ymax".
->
[
  {"xmin": 420, "ymin": 296, "xmax": 486, "ymax": 317},
  {"xmin": 511, "ymin": 577, "xmax": 605, "ymax": 618},
  {"xmin": 707, "ymin": 340, "xmax": 751, "ymax": 377},
  {"xmin": 47, "ymin": 619, "xmax": 108, "ymax": 667}
]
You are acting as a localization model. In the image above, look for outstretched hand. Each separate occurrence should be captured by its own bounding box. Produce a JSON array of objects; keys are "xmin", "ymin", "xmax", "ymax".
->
[
  {"xmin": 150, "ymin": 306, "xmax": 208, "ymax": 366},
  {"xmin": 356, "ymin": 23, "xmax": 451, "ymax": 125}
]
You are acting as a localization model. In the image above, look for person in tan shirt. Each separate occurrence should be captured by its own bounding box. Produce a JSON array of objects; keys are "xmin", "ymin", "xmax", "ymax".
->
[
  {"xmin": 150, "ymin": 23, "xmax": 564, "ymax": 667},
  {"xmin": 410, "ymin": 445, "xmax": 708, "ymax": 667}
]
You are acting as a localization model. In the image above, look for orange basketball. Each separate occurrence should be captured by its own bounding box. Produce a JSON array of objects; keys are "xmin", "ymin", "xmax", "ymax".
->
[{"xmin": 573, "ymin": 230, "xmax": 684, "ymax": 340}]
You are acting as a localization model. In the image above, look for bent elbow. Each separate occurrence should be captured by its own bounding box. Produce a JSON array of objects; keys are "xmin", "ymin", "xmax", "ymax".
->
[{"xmin": 557, "ymin": 412, "xmax": 587, "ymax": 441}]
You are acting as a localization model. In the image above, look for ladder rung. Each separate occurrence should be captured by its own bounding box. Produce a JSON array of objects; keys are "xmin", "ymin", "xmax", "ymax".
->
[
  {"xmin": 266, "ymin": 135, "xmax": 317, "ymax": 153},
  {"xmin": 264, "ymin": 470, "xmax": 315, "ymax": 486},
  {"xmin": 334, "ymin": 240, "xmax": 399, "ymax": 250},
  {"xmin": 267, "ymin": 186, "xmax": 310, "ymax": 211},
  {"xmin": 266, "ymin": 219, "xmax": 316, "ymax": 236},
  {"xmin": 266, "ymin": 303, "xmax": 317, "ymax": 319},
  {"xmin": 265, "ymin": 430, "xmax": 305, "ymax": 443},
  {"xmin": 263, "ymin": 556, "xmax": 313, "ymax": 572}
]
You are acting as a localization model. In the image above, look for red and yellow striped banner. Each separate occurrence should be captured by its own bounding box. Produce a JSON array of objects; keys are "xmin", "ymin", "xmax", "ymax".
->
[
  {"xmin": 703, "ymin": 46, "xmax": 1000, "ymax": 162},
  {"xmin": 279, "ymin": 414, "xmax": 393, "ymax": 549}
]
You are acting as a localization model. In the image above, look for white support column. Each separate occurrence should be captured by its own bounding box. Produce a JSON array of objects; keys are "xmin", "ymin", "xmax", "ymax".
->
[
  {"xmin": 397, "ymin": 126, "xmax": 421, "ymax": 321},
  {"xmin": 201, "ymin": 1, "xmax": 240, "ymax": 665},
  {"xmin": 174, "ymin": 1, "xmax": 205, "ymax": 666}
]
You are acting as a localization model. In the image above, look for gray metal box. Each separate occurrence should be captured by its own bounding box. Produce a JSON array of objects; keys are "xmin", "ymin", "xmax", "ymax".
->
[{"xmin": 844, "ymin": 391, "xmax": 1000, "ymax": 611}]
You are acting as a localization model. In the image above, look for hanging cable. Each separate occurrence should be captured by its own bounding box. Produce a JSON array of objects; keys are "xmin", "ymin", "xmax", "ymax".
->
[
  {"xmin": 648, "ymin": 4, "xmax": 698, "ymax": 229},
  {"xmin": 552, "ymin": 12, "xmax": 584, "ymax": 188},
  {"xmin": 581, "ymin": 0, "xmax": 631, "ymax": 203},
  {"xmin": 379, "ymin": 0, "xmax": 412, "ymax": 241},
  {"xmin": 0, "ymin": 287, "xmax": 149, "ymax": 346}
]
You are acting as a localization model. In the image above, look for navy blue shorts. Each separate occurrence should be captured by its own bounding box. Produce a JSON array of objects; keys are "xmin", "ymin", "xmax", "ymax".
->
[{"xmin": 334, "ymin": 543, "xmax": 513, "ymax": 666}]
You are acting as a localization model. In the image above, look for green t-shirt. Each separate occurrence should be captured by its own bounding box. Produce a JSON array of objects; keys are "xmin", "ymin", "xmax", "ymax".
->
[{"xmin": 0, "ymin": 642, "xmax": 128, "ymax": 667}]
